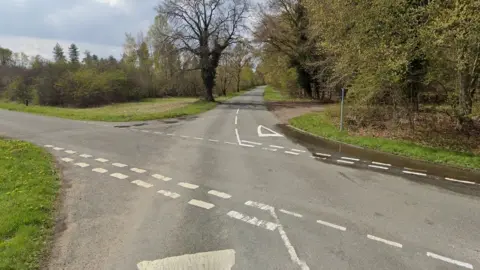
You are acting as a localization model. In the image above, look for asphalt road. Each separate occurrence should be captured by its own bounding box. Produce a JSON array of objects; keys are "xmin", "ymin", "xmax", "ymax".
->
[{"xmin": 1, "ymin": 86, "xmax": 479, "ymax": 269}]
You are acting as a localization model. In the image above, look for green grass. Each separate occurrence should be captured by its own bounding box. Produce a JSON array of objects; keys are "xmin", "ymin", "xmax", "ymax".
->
[
  {"xmin": 0, "ymin": 98, "xmax": 219, "ymax": 122},
  {"xmin": 289, "ymin": 112, "xmax": 480, "ymax": 170},
  {"xmin": 0, "ymin": 139, "xmax": 60, "ymax": 270},
  {"xmin": 263, "ymin": 85, "xmax": 312, "ymax": 102}
]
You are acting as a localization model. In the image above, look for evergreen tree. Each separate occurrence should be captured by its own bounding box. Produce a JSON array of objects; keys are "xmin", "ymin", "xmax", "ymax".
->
[
  {"xmin": 68, "ymin": 43, "xmax": 80, "ymax": 64},
  {"xmin": 53, "ymin": 43, "xmax": 66, "ymax": 63}
]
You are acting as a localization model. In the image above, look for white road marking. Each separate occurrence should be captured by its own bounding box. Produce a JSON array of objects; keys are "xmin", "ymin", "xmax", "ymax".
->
[
  {"xmin": 208, "ymin": 139, "xmax": 219, "ymax": 142},
  {"xmin": 341, "ymin": 157, "xmax": 360, "ymax": 161},
  {"xmin": 240, "ymin": 144, "xmax": 255, "ymax": 148},
  {"xmin": 92, "ymin": 168, "xmax": 108, "ymax": 173},
  {"xmin": 245, "ymin": 200, "xmax": 274, "ymax": 211},
  {"xmin": 316, "ymin": 219, "xmax": 347, "ymax": 231},
  {"xmin": 367, "ymin": 235, "xmax": 403, "ymax": 248},
  {"xmin": 315, "ymin": 152, "xmax": 331, "ymax": 157},
  {"xmin": 194, "ymin": 137, "xmax": 204, "ymax": 140},
  {"xmin": 61, "ymin": 158, "xmax": 73, "ymax": 162},
  {"xmin": 208, "ymin": 190, "xmax": 232, "ymax": 199},
  {"xmin": 426, "ymin": 252, "xmax": 473, "ymax": 269},
  {"xmin": 130, "ymin": 168, "xmax": 146, "ymax": 174},
  {"xmin": 53, "ymin": 147, "xmax": 64, "ymax": 151},
  {"xmin": 241, "ymin": 140, "xmax": 262, "ymax": 146},
  {"xmin": 110, "ymin": 173, "xmax": 128, "ymax": 179},
  {"xmin": 157, "ymin": 190, "xmax": 181, "ymax": 199},
  {"xmin": 167, "ymin": 133, "xmax": 175, "ymax": 136},
  {"xmin": 235, "ymin": 115, "xmax": 238, "ymax": 125},
  {"xmin": 152, "ymin": 174, "xmax": 172, "ymax": 181},
  {"xmin": 131, "ymin": 180, "xmax": 153, "ymax": 188},
  {"xmin": 270, "ymin": 145, "xmax": 284, "ymax": 149},
  {"xmin": 368, "ymin": 165, "xmax": 389, "ymax": 170},
  {"xmin": 95, "ymin": 158, "xmax": 108, "ymax": 163},
  {"xmin": 402, "ymin": 170, "xmax": 427, "ymax": 177},
  {"xmin": 80, "ymin": 154, "xmax": 92, "ymax": 158},
  {"xmin": 262, "ymin": 147, "xmax": 278, "ymax": 152},
  {"xmin": 236, "ymin": 108, "xmax": 239, "ymax": 114},
  {"xmin": 224, "ymin": 141, "xmax": 237, "ymax": 145},
  {"xmin": 227, "ymin": 211, "xmax": 278, "ymax": 231},
  {"xmin": 337, "ymin": 159, "xmax": 355, "ymax": 165},
  {"xmin": 257, "ymin": 125, "xmax": 284, "ymax": 137},
  {"xmin": 74, "ymin": 162, "xmax": 90, "ymax": 168},
  {"xmin": 188, "ymin": 199, "xmax": 215, "ymax": 209},
  {"xmin": 285, "ymin": 151, "xmax": 300, "ymax": 155},
  {"xmin": 445, "ymin": 178, "xmax": 476, "ymax": 185},
  {"xmin": 137, "ymin": 249, "xmax": 236, "ymax": 270},
  {"xmin": 372, "ymin": 161, "xmax": 391, "ymax": 166},
  {"xmin": 180, "ymin": 135, "xmax": 190, "ymax": 138},
  {"xmin": 291, "ymin": 149, "xmax": 306, "ymax": 153},
  {"xmin": 112, "ymin": 163, "xmax": 127, "ymax": 168},
  {"xmin": 235, "ymin": 128, "xmax": 242, "ymax": 145},
  {"xmin": 44, "ymin": 145, "xmax": 54, "ymax": 148},
  {"xmin": 65, "ymin": 150, "xmax": 76, "ymax": 154},
  {"xmin": 154, "ymin": 131, "xmax": 163, "ymax": 135},
  {"xmin": 279, "ymin": 209, "xmax": 303, "ymax": 218},
  {"xmin": 178, "ymin": 182, "xmax": 199, "ymax": 189}
]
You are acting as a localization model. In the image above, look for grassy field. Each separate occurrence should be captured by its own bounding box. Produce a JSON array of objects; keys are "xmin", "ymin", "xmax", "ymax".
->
[
  {"xmin": 290, "ymin": 112, "xmax": 480, "ymax": 170},
  {"xmin": 263, "ymin": 86, "xmax": 313, "ymax": 102},
  {"xmin": 0, "ymin": 139, "xmax": 60, "ymax": 269},
  {"xmin": 0, "ymin": 97, "xmax": 219, "ymax": 122}
]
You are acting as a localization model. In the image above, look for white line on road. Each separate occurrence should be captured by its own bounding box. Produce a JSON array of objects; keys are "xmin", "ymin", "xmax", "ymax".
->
[
  {"xmin": 236, "ymin": 108, "xmax": 239, "ymax": 114},
  {"xmin": 368, "ymin": 165, "xmax": 390, "ymax": 170},
  {"xmin": 130, "ymin": 168, "xmax": 146, "ymax": 174},
  {"xmin": 372, "ymin": 161, "xmax": 391, "ymax": 166},
  {"xmin": 426, "ymin": 252, "xmax": 473, "ymax": 269},
  {"xmin": 285, "ymin": 151, "xmax": 300, "ymax": 155},
  {"xmin": 110, "ymin": 173, "xmax": 128, "ymax": 180},
  {"xmin": 208, "ymin": 139, "xmax": 219, "ymax": 142},
  {"xmin": 167, "ymin": 133, "xmax": 175, "ymax": 136},
  {"xmin": 178, "ymin": 182, "xmax": 199, "ymax": 189},
  {"xmin": 154, "ymin": 132, "xmax": 163, "ymax": 135},
  {"xmin": 180, "ymin": 135, "xmax": 190, "ymax": 138},
  {"xmin": 152, "ymin": 174, "xmax": 172, "ymax": 181},
  {"xmin": 241, "ymin": 140, "xmax": 262, "ymax": 146},
  {"xmin": 74, "ymin": 162, "xmax": 90, "ymax": 168},
  {"xmin": 188, "ymin": 199, "xmax": 215, "ymax": 209},
  {"xmin": 279, "ymin": 209, "xmax": 303, "ymax": 218},
  {"xmin": 316, "ymin": 219, "xmax": 347, "ymax": 231},
  {"xmin": 92, "ymin": 168, "xmax": 108, "ymax": 173},
  {"xmin": 157, "ymin": 190, "xmax": 180, "ymax": 199},
  {"xmin": 404, "ymin": 167, "xmax": 427, "ymax": 172},
  {"xmin": 367, "ymin": 235, "xmax": 402, "ymax": 248},
  {"xmin": 53, "ymin": 147, "xmax": 64, "ymax": 151},
  {"xmin": 112, "ymin": 163, "xmax": 127, "ymax": 168},
  {"xmin": 95, "ymin": 158, "xmax": 108, "ymax": 163},
  {"xmin": 194, "ymin": 137, "xmax": 204, "ymax": 140},
  {"xmin": 44, "ymin": 145, "xmax": 54, "ymax": 148},
  {"xmin": 337, "ymin": 159, "xmax": 355, "ymax": 165},
  {"xmin": 402, "ymin": 170, "xmax": 427, "ymax": 177},
  {"xmin": 245, "ymin": 200, "xmax": 274, "ymax": 211},
  {"xmin": 80, "ymin": 154, "xmax": 92, "ymax": 158},
  {"xmin": 131, "ymin": 180, "xmax": 153, "ymax": 188},
  {"xmin": 227, "ymin": 211, "xmax": 278, "ymax": 231},
  {"xmin": 445, "ymin": 178, "xmax": 476, "ymax": 185},
  {"xmin": 240, "ymin": 144, "xmax": 255, "ymax": 148},
  {"xmin": 269, "ymin": 145, "xmax": 284, "ymax": 149},
  {"xmin": 235, "ymin": 115, "xmax": 238, "ymax": 125},
  {"xmin": 224, "ymin": 141, "xmax": 237, "ymax": 145},
  {"xmin": 208, "ymin": 190, "xmax": 232, "ymax": 199},
  {"xmin": 61, "ymin": 158, "xmax": 73, "ymax": 162},
  {"xmin": 235, "ymin": 128, "xmax": 242, "ymax": 145},
  {"xmin": 65, "ymin": 150, "xmax": 76, "ymax": 154},
  {"xmin": 262, "ymin": 147, "xmax": 278, "ymax": 152},
  {"xmin": 315, "ymin": 152, "xmax": 331, "ymax": 157},
  {"xmin": 341, "ymin": 157, "xmax": 360, "ymax": 161},
  {"xmin": 291, "ymin": 149, "xmax": 306, "ymax": 153}
]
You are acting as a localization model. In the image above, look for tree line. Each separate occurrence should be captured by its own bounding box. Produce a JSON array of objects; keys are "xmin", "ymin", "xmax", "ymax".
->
[{"xmin": 255, "ymin": 0, "xmax": 480, "ymax": 132}]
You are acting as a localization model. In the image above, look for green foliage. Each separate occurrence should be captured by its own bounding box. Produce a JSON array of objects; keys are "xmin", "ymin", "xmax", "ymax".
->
[
  {"xmin": 53, "ymin": 43, "xmax": 66, "ymax": 63},
  {"xmin": 68, "ymin": 43, "xmax": 80, "ymax": 64},
  {"xmin": 0, "ymin": 47, "xmax": 13, "ymax": 66}
]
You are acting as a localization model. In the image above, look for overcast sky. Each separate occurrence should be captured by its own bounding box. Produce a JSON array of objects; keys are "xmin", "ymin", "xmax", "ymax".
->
[{"xmin": 0, "ymin": 0, "xmax": 158, "ymax": 59}]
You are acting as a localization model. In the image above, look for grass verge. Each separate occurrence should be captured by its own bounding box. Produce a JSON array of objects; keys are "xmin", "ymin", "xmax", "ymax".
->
[
  {"xmin": 263, "ymin": 85, "xmax": 313, "ymax": 102},
  {"xmin": 289, "ymin": 112, "xmax": 480, "ymax": 170},
  {"xmin": 0, "ymin": 98, "xmax": 218, "ymax": 122},
  {"xmin": 0, "ymin": 139, "xmax": 60, "ymax": 269}
]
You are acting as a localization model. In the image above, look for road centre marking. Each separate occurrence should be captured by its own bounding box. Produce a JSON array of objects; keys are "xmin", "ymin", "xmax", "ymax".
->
[
  {"xmin": 245, "ymin": 200, "xmax": 274, "ymax": 211},
  {"xmin": 402, "ymin": 170, "xmax": 427, "ymax": 177},
  {"xmin": 194, "ymin": 137, "xmax": 204, "ymax": 140},
  {"xmin": 285, "ymin": 151, "xmax": 300, "ymax": 155},
  {"xmin": 208, "ymin": 190, "xmax": 232, "ymax": 199},
  {"xmin": 337, "ymin": 159, "xmax": 354, "ymax": 165},
  {"xmin": 224, "ymin": 141, "xmax": 237, "ymax": 145},
  {"xmin": 130, "ymin": 168, "xmax": 146, "ymax": 173},
  {"xmin": 131, "ymin": 180, "xmax": 153, "ymax": 188},
  {"xmin": 279, "ymin": 209, "xmax": 303, "ymax": 218},
  {"xmin": 154, "ymin": 131, "xmax": 163, "ymax": 134},
  {"xmin": 188, "ymin": 199, "xmax": 215, "ymax": 209},
  {"xmin": 44, "ymin": 145, "xmax": 54, "ymax": 148},
  {"xmin": 95, "ymin": 158, "xmax": 108, "ymax": 162},
  {"xmin": 315, "ymin": 152, "xmax": 331, "ymax": 157},
  {"xmin": 178, "ymin": 182, "xmax": 199, "ymax": 189},
  {"xmin": 236, "ymin": 108, "xmax": 239, "ymax": 114},
  {"xmin": 368, "ymin": 165, "xmax": 389, "ymax": 170},
  {"xmin": 157, "ymin": 190, "xmax": 180, "ymax": 199},
  {"xmin": 235, "ymin": 115, "xmax": 238, "ymax": 125},
  {"xmin": 372, "ymin": 161, "xmax": 391, "ymax": 166},
  {"xmin": 426, "ymin": 252, "xmax": 473, "ymax": 269},
  {"xmin": 112, "ymin": 163, "xmax": 127, "ymax": 168},
  {"xmin": 74, "ymin": 162, "xmax": 89, "ymax": 168},
  {"xmin": 65, "ymin": 150, "xmax": 76, "ymax": 154},
  {"xmin": 227, "ymin": 210, "xmax": 278, "ymax": 231},
  {"xmin": 341, "ymin": 157, "xmax": 360, "ymax": 161},
  {"xmin": 110, "ymin": 173, "xmax": 128, "ymax": 179},
  {"xmin": 152, "ymin": 174, "xmax": 172, "ymax": 181},
  {"xmin": 291, "ymin": 149, "xmax": 306, "ymax": 153},
  {"xmin": 53, "ymin": 147, "xmax": 64, "ymax": 151},
  {"xmin": 270, "ymin": 145, "xmax": 284, "ymax": 149},
  {"xmin": 316, "ymin": 219, "xmax": 347, "ymax": 231},
  {"xmin": 208, "ymin": 139, "xmax": 219, "ymax": 142},
  {"xmin": 367, "ymin": 235, "xmax": 402, "ymax": 248},
  {"xmin": 80, "ymin": 154, "xmax": 92, "ymax": 158},
  {"xmin": 241, "ymin": 140, "xmax": 262, "ymax": 145},
  {"xmin": 180, "ymin": 135, "xmax": 190, "ymax": 138},
  {"xmin": 92, "ymin": 168, "xmax": 108, "ymax": 173},
  {"xmin": 262, "ymin": 147, "xmax": 278, "ymax": 152}
]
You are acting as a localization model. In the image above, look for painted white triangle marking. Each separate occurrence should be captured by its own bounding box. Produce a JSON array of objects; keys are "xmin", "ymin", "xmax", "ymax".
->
[{"xmin": 257, "ymin": 125, "xmax": 284, "ymax": 137}]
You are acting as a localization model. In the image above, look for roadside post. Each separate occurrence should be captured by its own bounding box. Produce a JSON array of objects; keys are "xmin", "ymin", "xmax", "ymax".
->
[{"xmin": 340, "ymin": 88, "xmax": 345, "ymax": 131}]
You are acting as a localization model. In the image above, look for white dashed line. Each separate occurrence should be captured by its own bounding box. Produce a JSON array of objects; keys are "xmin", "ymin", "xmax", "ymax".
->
[
  {"xmin": 404, "ymin": 167, "xmax": 427, "ymax": 172},
  {"xmin": 236, "ymin": 109, "xmax": 239, "ymax": 114},
  {"xmin": 95, "ymin": 158, "xmax": 108, "ymax": 163},
  {"xmin": 53, "ymin": 147, "xmax": 64, "ymax": 151},
  {"xmin": 291, "ymin": 149, "xmax": 306, "ymax": 153},
  {"xmin": 178, "ymin": 182, "xmax": 199, "ymax": 190},
  {"xmin": 245, "ymin": 200, "xmax": 274, "ymax": 211},
  {"xmin": 112, "ymin": 163, "xmax": 127, "ymax": 168},
  {"xmin": 241, "ymin": 140, "xmax": 262, "ymax": 146},
  {"xmin": 235, "ymin": 115, "xmax": 238, "ymax": 125},
  {"xmin": 279, "ymin": 209, "xmax": 303, "ymax": 218},
  {"xmin": 188, "ymin": 199, "xmax": 215, "ymax": 210},
  {"xmin": 337, "ymin": 159, "xmax": 354, "ymax": 165},
  {"xmin": 315, "ymin": 152, "xmax": 331, "ymax": 157},
  {"xmin": 270, "ymin": 145, "xmax": 284, "ymax": 149},
  {"xmin": 208, "ymin": 190, "xmax": 232, "ymax": 199},
  {"xmin": 152, "ymin": 174, "xmax": 172, "ymax": 181},
  {"xmin": 167, "ymin": 133, "xmax": 175, "ymax": 136},
  {"xmin": 208, "ymin": 139, "xmax": 219, "ymax": 142},
  {"xmin": 402, "ymin": 170, "xmax": 427, "ymax": 177},
  {"xmin": 368, "ymin": 165, "xmax": 389, "ymax": 170},
  {"xmin": 65, "ymin": 150, "xmax": 76, "ymax": 154},
  {"xmin": 44, "ymin": 145, "xmax": 54, "ymax": 148},
  {"xmin": 157, "ymin": 190, "xmax": 180, "ymax": 199},
  {"xmin": 316, "ymin": 219, "xmax": 347, "ymax": 231},
  {"xmin": 224, "ymin": 142, "xmax": 237, "ymax": 145},
  {"xmin": 426, "ymin": 252, "xmax": 473, "ymax": 269},
  {"xmin": 180, "ymin": 135, "xmax": 190, "ymax": 138},
  {"xmin": 131, "ymin": 180, "xmax": 153, "ymax": 188},
  {"xmin": 92, "ymin": 168, "xmax": 108, "ymax": 173},
  {"xmin": 372, "ymin": 161, "xmax": 391, "ymax": 167},
  {"xmin": 367, "ymin": 235, "xmax": 402, "ymax": 248},
  {"xmin": 262, "ymin": 147, "xmax": 278, "ymax": 152},
  {"xmin": 61, "ymin": 158, "xmax": 73, "ymax": 163},
  {"xmin": 235, "ymin": 128, "xmax": 242, "ymax": 145},
  {"xmin": 341, "ymin": 157, "xmax": 360, "ymax": 161},
  {"xmin": 74, "ymin": 162, "xmax": 90, "ymax": 168},
  {"xmin": 285, "ymin": 151, "xmax": 300, "ymax": 155},
  {"xmin": 445, "ymin": 178, "xmax": 476, "ymax": 185},
  {"xmin": 80, "ymin": 154, "xmax": 92, "ymax": 158},
  {"xmin": 130, "ymin": 168, "xmax": 146, "ymax": 174},
  {"xmin": 240, "ymin": 144, "xmax": 255, "ymax": 148},
  {"xmin": 227, "ymin": 211, "xmax": 278, "ymax": 231},
  {"xmin": 154, "ymin": 131, "xmax": 163, "ymax": 135},
  {"xmin": 110, "ymin": 173, "xmax": 128, "ymax": 180},
  {"xmin": 193, "ymin": 137, "xmax": 204, "ymax": 140}
]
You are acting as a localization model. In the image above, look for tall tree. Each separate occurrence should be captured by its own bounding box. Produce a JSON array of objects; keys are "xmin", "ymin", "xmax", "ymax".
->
[
  {"xmin": 157, "ymin": 0, "xmax": 250, "ymax": 101},
  {"xmin": 0, "ymin": 47, "xmax": 13, "ymax": 66},
  {"xmin": 68, "ymin": 43, "xmax": 80, "ymax": 64},
  {"xmin": 230, "ymin": 40, "xmax": 252, "ymax": 92},
  {"xmin": 83, "ymin": 50, "xmax": 93, "ymax": 66},
  {"xmin": 53, "ymin": 43, "xmax": 66, "ymax": 63}
]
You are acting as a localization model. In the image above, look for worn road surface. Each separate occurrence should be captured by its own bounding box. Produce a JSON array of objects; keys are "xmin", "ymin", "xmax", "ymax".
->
[{"xmin": 1, "ymin": 86, "xmax": 479, "ymax": 269}]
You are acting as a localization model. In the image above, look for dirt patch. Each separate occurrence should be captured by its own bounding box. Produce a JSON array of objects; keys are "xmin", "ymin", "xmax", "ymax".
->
[{"xmin": 267, "ymin": 101, "xmax": 330, "ymax": 123}]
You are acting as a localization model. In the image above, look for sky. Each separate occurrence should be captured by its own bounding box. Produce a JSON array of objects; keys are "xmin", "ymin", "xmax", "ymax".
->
[{"xmin": 0, "ymin": 0, "xmax": 158, "ymax": 59}]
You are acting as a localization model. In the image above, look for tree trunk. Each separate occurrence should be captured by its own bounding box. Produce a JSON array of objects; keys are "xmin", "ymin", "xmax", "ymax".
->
[
  {"xmin": 202, "ymin": 66, "xmax": 216, "ymax": 102},
  {"xmin": 459, "ymin": 71, "xmax": 473, "ymax": 117},
  {"xmin": 236, "ymin": 71, "xmax": 241, "ymax": 92},
  {"xmin": 296, "ymin": 66, "xmax": 313, "ymax": 98}
]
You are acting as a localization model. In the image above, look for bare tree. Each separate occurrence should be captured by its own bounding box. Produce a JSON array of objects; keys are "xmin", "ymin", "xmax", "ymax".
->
[
  {"xmin": 157, "ymin": 0, "xmax": 250, "ymax": 101},
  {"xmin": 228, "ymin": 39, "xmax": 252, "ymax": 92}
]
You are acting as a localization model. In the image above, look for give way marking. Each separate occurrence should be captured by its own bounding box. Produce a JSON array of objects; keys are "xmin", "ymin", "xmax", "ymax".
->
[
  {"xmin": 137, "ymin": 249, "xmax": 235, "ymax": 270},
  {"xmin": 257, "ymin": 125, "xmax": 284, "ymax": 137}
]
